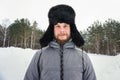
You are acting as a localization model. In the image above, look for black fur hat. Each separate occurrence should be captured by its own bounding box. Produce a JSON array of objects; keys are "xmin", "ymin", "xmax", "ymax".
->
[{"xmin": 40, "ymin": 4, "xmax": 85, "ymax": 48}]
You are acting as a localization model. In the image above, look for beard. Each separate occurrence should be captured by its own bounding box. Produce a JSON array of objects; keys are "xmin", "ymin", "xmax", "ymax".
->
[{"xmin": 54, "ymin": 33, "xmax": 71, "ymax": 45}]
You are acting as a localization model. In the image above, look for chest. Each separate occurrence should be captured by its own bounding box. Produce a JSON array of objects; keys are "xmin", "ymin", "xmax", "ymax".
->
[{"xmin": 41, "ymin": 49, "xmax": 83, "ymax": 72}]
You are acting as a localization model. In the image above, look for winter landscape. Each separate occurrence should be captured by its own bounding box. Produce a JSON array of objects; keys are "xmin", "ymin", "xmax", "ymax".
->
[
  {"xmin": 0, "ymin": 0, "xmax": 120, "ymax": 80},
  {"xmin": 0, "ymin": 47, "xmax": 120, "ymax": 80}
]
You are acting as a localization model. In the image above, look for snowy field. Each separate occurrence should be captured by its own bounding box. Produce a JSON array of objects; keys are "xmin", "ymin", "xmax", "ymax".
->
[{"xmin": 0, "ymin": 47, "xmax": 120, "ymax": 80}]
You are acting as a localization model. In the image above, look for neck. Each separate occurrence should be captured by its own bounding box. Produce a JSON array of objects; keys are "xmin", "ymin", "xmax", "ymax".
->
[{"xmin": 57, "ymin": 40, "xmax": 66, "ymax": 45}]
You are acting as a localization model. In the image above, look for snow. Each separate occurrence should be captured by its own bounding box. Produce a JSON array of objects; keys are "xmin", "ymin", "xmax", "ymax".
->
[
  {"xmin": 0, "ymin": 47, "xmax": 36, "ymax": 80},
  {"xmin": 89, "ymin": 54, "xmax": 120, "ymax": 80},
  {"xmin": 0, "ymin": 47, "xmax": 120, "ymax": 80}
]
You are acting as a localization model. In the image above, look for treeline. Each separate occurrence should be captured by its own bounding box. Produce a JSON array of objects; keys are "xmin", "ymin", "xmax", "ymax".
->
[
  {"xmin": 0, "ymin": 18, "xmax": 44, "ymax": 49},
  {"xmin": 0, "ymin": 18, "xmax": 120, "ymax": 55},
  {"xmin": 82, "ymin": 19, "xmax": 120, "ymax": 55}
]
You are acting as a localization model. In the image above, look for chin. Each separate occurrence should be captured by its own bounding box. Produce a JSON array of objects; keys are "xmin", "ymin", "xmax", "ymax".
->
[
  {"xmin": 59, "ymin": 38, "xmax": 67, "ymax": 41},
  {"xmin": 58, "ymin": 38, "xmax": 70, "ymax": 43},
  {"xmin": 55, "ymin": 36, "xmax": 71, "ymax": 44}
]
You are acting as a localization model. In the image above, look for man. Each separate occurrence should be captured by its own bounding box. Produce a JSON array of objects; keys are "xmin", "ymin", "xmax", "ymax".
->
[{"xmin": 24, "ymin": 4, "xmax": 96, "ymax": 80}]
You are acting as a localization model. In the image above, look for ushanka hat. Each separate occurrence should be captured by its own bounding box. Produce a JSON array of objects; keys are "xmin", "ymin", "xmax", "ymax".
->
[{"xmin": 39, "ymin": 4, "xmax": 85, "ymax": 48}]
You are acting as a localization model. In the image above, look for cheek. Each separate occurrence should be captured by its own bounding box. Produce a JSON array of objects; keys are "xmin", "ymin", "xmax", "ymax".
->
[
  {"xmin": 67, "ymin": 28, "xmax": 71, "ymax": 35},
  {"xmin": 54, "ymin": 29, "xmax": 59, "ymax": 36}
]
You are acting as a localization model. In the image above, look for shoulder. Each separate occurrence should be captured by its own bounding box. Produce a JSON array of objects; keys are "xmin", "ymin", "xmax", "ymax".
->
[
  {"xmin": 75, "ymin": 47, "xmax": 84, "ymax": 53},
  {"xmin": 34, "ymin": 46, "xmax": 50, "ymax": 57},
  {"xmin": 32, "ymin": 47, "xmax": 47, "ymax": 61},
  {"xmin": 32, "ymin": 47, "xmax": 47, "ymax": 64},
  {"xmin": 75, "ymin": 47, "xmax": 91, "ymax": 62},
  {"xmin": 75, "ymin": 47, "xmax": 87, "ymax": 56},
  {"xmin": 35, "ymin": 46, "xmax": 49, "ymax": 54}
]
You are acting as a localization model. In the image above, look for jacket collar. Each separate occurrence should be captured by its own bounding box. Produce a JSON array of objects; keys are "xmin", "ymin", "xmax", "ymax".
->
[{"xmin": 49, "ymin": 39, "xmax": 75, "ymax": 49}]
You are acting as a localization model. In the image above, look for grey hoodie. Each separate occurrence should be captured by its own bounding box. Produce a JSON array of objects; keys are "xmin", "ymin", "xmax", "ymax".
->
[{"xmin": 24, "ymin": 40, "xmax": 96, "ymax": 80}]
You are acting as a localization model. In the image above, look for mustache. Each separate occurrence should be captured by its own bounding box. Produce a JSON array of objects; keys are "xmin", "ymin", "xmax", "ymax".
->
[{"xmin": 58, "ymin": 33, "xmax": 67, "ymax": 36}]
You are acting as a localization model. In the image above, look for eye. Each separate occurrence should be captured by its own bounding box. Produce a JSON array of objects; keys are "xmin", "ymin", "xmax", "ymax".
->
[
  {"xmin": 55, "ymin": 25, "xmax": 60, "ymax": 28},
  {"xmin": 64, "ymin": 25, "xmax": 68, "ymax": 27},
  {"xmin": 64, "ymin": 24, "xmax": 69, "ymax": 28}
]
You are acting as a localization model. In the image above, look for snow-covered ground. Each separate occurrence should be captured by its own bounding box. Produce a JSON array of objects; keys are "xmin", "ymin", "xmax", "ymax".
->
[{"xmin": 0, "ymin": 47, "xmax": 120, "ymax": 80}]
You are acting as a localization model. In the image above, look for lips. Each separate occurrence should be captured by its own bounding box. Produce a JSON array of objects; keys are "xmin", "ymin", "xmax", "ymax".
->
[{"xmin": 58, "ymin": 34, "xmax": 66, "ymax": 36}]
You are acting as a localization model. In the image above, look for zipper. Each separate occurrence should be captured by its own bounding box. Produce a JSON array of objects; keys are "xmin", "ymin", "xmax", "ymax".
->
[{"xmin": 60, "ymin": 45, "xmax": 64, "ymax": 80}]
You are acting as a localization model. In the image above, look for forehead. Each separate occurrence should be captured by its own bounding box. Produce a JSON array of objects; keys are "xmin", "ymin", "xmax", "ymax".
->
[{"xmin": 55, "ymin": 22, "xmax": 70, "ymax": 25}]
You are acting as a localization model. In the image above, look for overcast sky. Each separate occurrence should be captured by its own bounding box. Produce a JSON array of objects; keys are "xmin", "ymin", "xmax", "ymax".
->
[{"xmin": 0, "ymin": 0, "xmax": 120, "ymax": 31}]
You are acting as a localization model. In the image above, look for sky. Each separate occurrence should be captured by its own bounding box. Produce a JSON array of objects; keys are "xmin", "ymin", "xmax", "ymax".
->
[
  {"xmin": 0, "ymin": 0, "xmax": 120, "ymax": 31},
  {"xmin": 0, "ymin": 47, "xmax": 120, "ymax": 80}
]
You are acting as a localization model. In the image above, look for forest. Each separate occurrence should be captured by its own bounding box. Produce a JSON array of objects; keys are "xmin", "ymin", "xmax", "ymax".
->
[{"xmin": 0, "ymin": 18, "xmax": 120, "ymax": 55}]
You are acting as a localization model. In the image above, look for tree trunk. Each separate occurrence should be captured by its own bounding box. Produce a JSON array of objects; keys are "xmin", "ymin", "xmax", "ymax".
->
[
  {"xmin": 106, "ymin": 38, "xmax": 110, "ymax": 55},
  {"xmin": 95, "ymin": 34, "xmax": 100, "ymax": 54},
  {"xmin": 24, "ymin": 32, "xmax": 27, "ymax": 48},
  {"xmin": 3, "ymin": 29, "xmax": 7, "ymax": 47},
  {"xmin": 30, "ymin": 30, "xmax": 33, "ymax": 48}
]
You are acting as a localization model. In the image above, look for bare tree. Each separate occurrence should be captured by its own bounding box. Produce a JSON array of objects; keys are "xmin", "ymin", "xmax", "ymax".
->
[
  {"xmin": 30, "ymin": 21, "xmax": 37, "ymax": 48},
  {"xmin": 0, "ymin": 19, "xmax": 11, "ymax": 47}
]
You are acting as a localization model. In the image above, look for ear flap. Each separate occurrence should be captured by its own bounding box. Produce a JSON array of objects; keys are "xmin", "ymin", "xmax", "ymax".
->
[
  {"xmin": 39, "ymin": 24, "xmax": 54, "ymax": 48},
  {"xmin": 71, "ymin": 24, "xmax": 85, "ymax": 47}
]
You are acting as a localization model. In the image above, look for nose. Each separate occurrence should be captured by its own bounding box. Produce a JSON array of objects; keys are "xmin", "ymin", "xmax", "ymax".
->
[{"xmin": 60, "ymin": 26, "xmax": 65, "ymax": 32}]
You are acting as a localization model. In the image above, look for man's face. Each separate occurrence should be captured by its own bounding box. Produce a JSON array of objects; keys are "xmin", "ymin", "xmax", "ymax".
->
[{"xmin": 54, "ymin": 23, "xmax": 71, "ymax": 44}]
